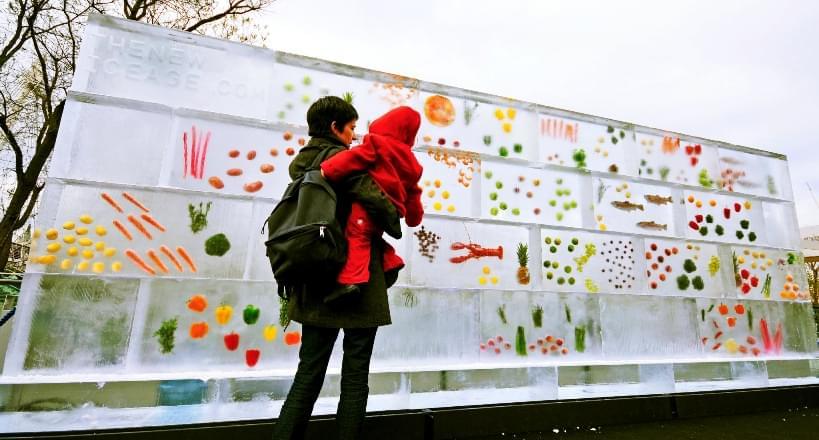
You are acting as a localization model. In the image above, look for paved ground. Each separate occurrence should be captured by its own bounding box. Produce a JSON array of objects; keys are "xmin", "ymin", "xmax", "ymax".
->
[{"xmin": 461, "ymin": 405, "xmax": 819, "ymax": 439}]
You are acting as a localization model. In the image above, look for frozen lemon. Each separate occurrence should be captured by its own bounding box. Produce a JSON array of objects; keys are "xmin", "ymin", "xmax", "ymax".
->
[
  {"xmin": 77, "ymin": 261, "xmax": 90, "ymax": 272},
  {"xmin": 447, "ymin": 205, "xmax": 456, "ymax": 213},
  {"xmin": 111, "ymin": 261, "xmax": 123, "ymax": 272},
  {"xmin": 103, "ymin": 247, "xmax": 117, "ymax": 257},
  {"xmin": 478, "ymin": 277, "xmax": 488, "ymax": 285},
  {"xmin": 92, "ymin": 262, "xmax": 105, "ymax": 273},
  {"xmin": 60, "ymin": 259, "xmax": 73, "ymax": 270},
  {"xmin": 482, "ymin": 266, "xmax": 491, "ymax": 275},
  {"xmin": 724, "ymin": 338, "xmax": 738, "ymax": 354},
  {"xmin": 95, "ymin": 241, "xmax": 105, "ymax": 251},
  {"xmin": 33, "ymin": 228, "xmax": 41, "ymax": 239},
  {"xmin": 598, "ymin": 223, "xmax": 607, "ymax": 231},
  {"xmin": 82, "ymin": 249, "xmax": 94, "ymax": 260},
  {"xmin": 62, "ymin": 221, "xmax": 75, "ymax": 230},
  {"xmin": 433, "ymin": 202, "xmax": 442, "ymax": 211},
  {"xmin": 67, "ymin": 246, "xmax": 79, "ymax": 257},
  {"xmin": 506, "ymin": 108, "xmax": 516, "ymax": 119},
  {"xmin": 46, "ymin": 243, "xmax": 61, "ymax": 253},
  {"xmin": 78, "ymin": 237, "xmax": 93, "ymax": 247},
  {"xmin": 45, "ymin": 228, "xmax": 58, "ymax": 240},
  {"xmin": 744, "ymin": 201, "xmax": 752, "ymax": 210},
  {"xmin": 494, "ymin": 108, "xmax": 505, "ymax": 120},
  {"xmin": 95, "ymin": 225, "xmax": 107, "ymax": 236},
  {"xmin": 442, "ymin": 191, "xmax": 450, "ymax": 199},
  {"xmin": 76, "ymin": 227, "xmax": 88, "ymax": 236},
  {"xmin": 79, "ymin": 214, "xmax": 93, "ymax": 224},
  {"xmin": 38, "ymin": 255, "xmax": 57, "ymax": 265},
  {"xmin": 63, "ymin": 235, "xmax": 76, "ymax": 244},
  {"xmin": 502, "ymin": 122, "xmax": 512, "ymax": 133},
  {"xmin": 490, "ymin": 276, "xmax": 499, "ymax": 284}
]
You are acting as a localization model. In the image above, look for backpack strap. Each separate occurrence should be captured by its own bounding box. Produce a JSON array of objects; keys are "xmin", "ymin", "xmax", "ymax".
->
[{"xmin": 307, "ymin": 145, "xmax": 343, "ymax": 171}]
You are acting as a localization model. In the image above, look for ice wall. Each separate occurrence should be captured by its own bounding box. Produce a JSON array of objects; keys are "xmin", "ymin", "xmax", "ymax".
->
[{"xmin": 1, "ymin": 13, "xmax": 816, "ymax": 430}]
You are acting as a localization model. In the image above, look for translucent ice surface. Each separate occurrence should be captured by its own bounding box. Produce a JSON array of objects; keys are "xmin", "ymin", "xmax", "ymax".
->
[{"xmin": 539, "ymin": 116, "xmax": 637, "ymax": 175}]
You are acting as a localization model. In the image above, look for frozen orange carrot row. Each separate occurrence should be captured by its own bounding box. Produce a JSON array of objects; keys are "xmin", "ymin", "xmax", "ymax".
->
[
  {"xmin": 127, "ymin": 215, "xmax": 153, "ymax": 240},
  {"xmin": 176, "ymin": 246, "xmax": 197, "ymax": 272},
  {"xmin": 122, "ymin": 192, "xmax": 150, "ymax": 213},
  {"xmin": 125, "ymin": 249, "xmax": 156, "ymax": 276},
  {"xmin": 101, "ymin": 192, "xmax": 124, "ymax": 213},
  {"xmin": 160, "ymin": 245, "xmax": 184, "ymax": 272},
  {"xmin": 112, "ymin": 220, "xmax": 133, "ymax": 240},
  {"xmin": 147, "ymin": 249, "xmax": 169, "ymax": 274},
  {"xmin": 140, "ymin": 213, "xmax": 166, "ymax": 232}
]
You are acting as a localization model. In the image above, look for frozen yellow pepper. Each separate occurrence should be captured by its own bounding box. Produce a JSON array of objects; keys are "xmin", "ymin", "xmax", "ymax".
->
[
  {"xmin": 263, "ymin": 325, "xmax": 278, "ymax": 341},
  {"xmin": 494, "ymin": 108, "xmax": 505, "ymax": 120}
]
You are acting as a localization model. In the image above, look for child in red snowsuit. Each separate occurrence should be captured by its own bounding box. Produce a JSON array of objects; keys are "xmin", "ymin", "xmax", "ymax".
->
[{"xmin": 320, "ymin": 106, "xmax": 424, "ymax": 301}]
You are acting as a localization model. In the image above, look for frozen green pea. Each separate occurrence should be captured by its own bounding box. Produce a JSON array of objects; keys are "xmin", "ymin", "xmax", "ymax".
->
[
  {"xmin": 499, "ymin": 202, "xmax": 508, "ymax": 210},
  {"xmin": 556, "ymin": 212, "xmax": 564, "ymax": 221},
  {"xmin": 496, "ymin": 181, "xmax": 503, "ymax": 189},
  {"xmin": 564, "ymin": 266, "xmax": 572, "ymax": 274},
  {"xmin": 544, "ymin": 237, "xmax": 552, "ymax": 244},
  {"xmin": 550, "ymin": 246, "xmax": 558, "ymax": 253},
  {"xmin": 511, "ymin": 208, "xmax": 521, "ymax": 215},
  {"xmin": 302, "ymin": 76, "xmax": 312, "ymax": 86},
  {"xmin": 552, "ymin": 261, "xmax": 559, "ymax": 269},
  {"xmin": 567, "ymin": 245, "xmax": 575, "ymax": 252},
  {"xmin": 546, "ymin": 272, "xmax": 554, "ymax": 280},
  {"xmin": 571, "ymin": 238, "xmax": 579, "ymax": 245},
  {"xmin": 549, "ymin": 200, "xmax": 557, "ymax": 207},
  {"xmin": 568, "ymin": 277, "xmax": 576, "ymax": 285},
  {"xmin": 490, "ymin": 207, "xmax": 499, "ymax": 216},
  {"xmin": 543, "ymin": 260, "xmax": 551, "ymax": 268},
  {"xmin": 557, "ymin": 277, "xmax": 566, "ymax": 285},
  {"xmin": 499, "ymin": 146, "xmax": 509, "ymax": 157},
  {"xmin": 570, "ymin": 200, "xmax": 577, "ymax": 209},
  {"xmin": 513, "ymin": 143, "xmax": 523, "ymax": 153},
  {"xmin": 484, "ymin": 171, "xmax": 493, "ymax": 179},
  {"xmin": 489, "ymin": 192, "xmax": 498, "ymax": 201}
]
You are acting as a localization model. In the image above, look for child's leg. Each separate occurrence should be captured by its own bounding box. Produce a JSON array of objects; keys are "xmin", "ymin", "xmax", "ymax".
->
[
  {"xmin": 382, "ymin": 242, "xmax": 404, "ymax": 273},
  {"xmin": 337, "ymin": 203, "xmax": 376, "ymax": 285}
]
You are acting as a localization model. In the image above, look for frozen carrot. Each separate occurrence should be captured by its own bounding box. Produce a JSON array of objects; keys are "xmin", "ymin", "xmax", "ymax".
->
[
  {"xmin": 101, "ymin": 192, "xmax": 124, "ymax": 213},
  {"xmin": 160, "ymin": 245, "xmax": 184, "ymax": 272},
  {"xmin": 127, "ymin": 215, "xmax": 153, "ymax": 240},
  {"xmin": 191, "ymin": 126, "xmax": 198, "ymax": 178},
  {"xmin": 140, "ymin": 213, "xmax": 166, "ymax": 232},
  {"xmin": 125, "ymin": 249, "xmax": 156, "ymax": 276},
  {"xmin": 112, "ymin": 220, "xmax": 133, "ymax": 240},
  {"xmin": 122, "ymin": 192, "xmax": 150, "ymax": 213},
  {"xmin": 177, "ymin": 246, "xmax": 197, "ymax": 272},
  {"xmin": 147, "ymin": 249, "xmax": 169, "ymax": 274}
]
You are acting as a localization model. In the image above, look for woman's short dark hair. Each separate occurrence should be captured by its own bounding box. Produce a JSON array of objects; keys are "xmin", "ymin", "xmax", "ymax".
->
[{"xmin": 306, "ymin": 96, "xmax": 359, "ymax": 138}]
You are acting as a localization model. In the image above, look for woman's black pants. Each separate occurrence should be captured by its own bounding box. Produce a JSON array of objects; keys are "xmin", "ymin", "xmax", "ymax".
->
[{"xmin": 272, "ymin": 325, "xmax": 378, "ymax": 440}]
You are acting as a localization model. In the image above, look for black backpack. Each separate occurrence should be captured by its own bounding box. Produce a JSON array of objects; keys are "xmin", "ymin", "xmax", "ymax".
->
[{"xmin": 263, "ymin": 147, "xmax": 347, "ymax": 297}]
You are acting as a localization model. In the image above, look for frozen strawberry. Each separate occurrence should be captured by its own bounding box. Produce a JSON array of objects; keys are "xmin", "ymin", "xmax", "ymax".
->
[
  {"xmin": 750, "ymin": 277, "xmax": 759, "ymax": 287},
  {"xmin": 555, "ymin": 338, "xmax": 564, "ymax": 346},
  {"xmin": 689, "ymin": 221, "xmax": 700, "ymax": 230},
  {"xmin": 694, "ymin": 144, "xmax": 702, "ymax": 154},
  {"xmin": 727, "ymin": 317, "xmax": 737, "ymax": 327},
  {"xmin": 734, "ymin": 304, "xmax": 746, "ymax": 314},
  {"xmin": 685, "ymin": 145, "xmax": 694, "ymax": 155},
  {"xmin": 741, "ymin": 283, "xmax": 751, "ymax": 294},
  {"xmin": 718, "ymin": 304, "xmax": 729, "ymax": 315},
  {"xmin": 740, "ymin": 269, "xmax": 750, "ymax": 279},
  {"xmin": 734, "ymin": 203, "xmax": 741, "ymax": 212},
  {"xmin": 690, "ymin": 157, "xmax": 699, "ymax": 166},
  {"xmin": 651, "ymin": 243, "xmax": 658, "ymax": 251},
  {"xmin": 724, "ymin": 208, "xmax": 731, "ymax": 219},
  {"xmin": 695, "ymin": 214, "xmax": 704, "ymax": 223}
]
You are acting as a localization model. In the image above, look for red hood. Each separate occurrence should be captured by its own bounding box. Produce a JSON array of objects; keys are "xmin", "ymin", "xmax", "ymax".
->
[{"xmin": 368, "ymin": 106, "xmax": 420, "ymax": 146}]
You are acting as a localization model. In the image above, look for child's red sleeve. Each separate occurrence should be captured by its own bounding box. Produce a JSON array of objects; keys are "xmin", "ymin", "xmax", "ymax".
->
[
  {"xmin": 404, "ymin": 163, "xmax": 424, "ymax": 227},
  {"xmin": 320, "ymin": 140, "xmax": 376, "ymax": 182}
]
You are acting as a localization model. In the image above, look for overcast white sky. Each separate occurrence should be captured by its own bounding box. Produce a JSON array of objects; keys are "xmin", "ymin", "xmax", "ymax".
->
[{"xmin": 259, "ymin": 0, "xmax": 819, "ymax": 227}]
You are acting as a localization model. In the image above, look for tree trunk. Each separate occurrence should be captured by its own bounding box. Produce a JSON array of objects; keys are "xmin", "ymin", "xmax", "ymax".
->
[{"xmin": 0, "ymin": 100, "xmax": 65, "ymax": 271}]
